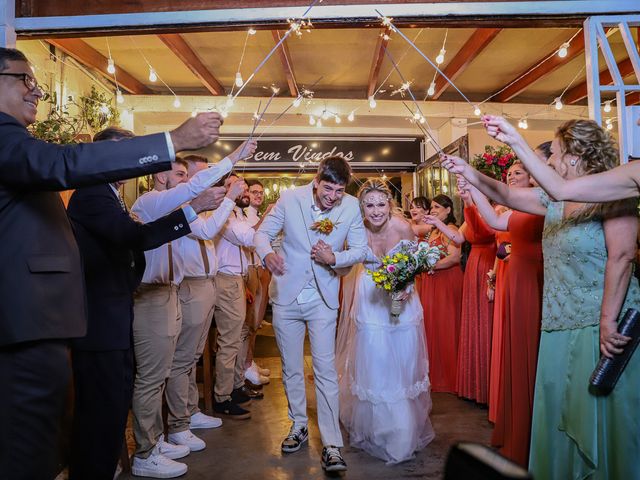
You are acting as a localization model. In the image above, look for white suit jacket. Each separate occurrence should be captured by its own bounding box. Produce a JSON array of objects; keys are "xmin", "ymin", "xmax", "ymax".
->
[{"xmin": 254, "ymin": 182, "xmax": 367, "ymax": 310}]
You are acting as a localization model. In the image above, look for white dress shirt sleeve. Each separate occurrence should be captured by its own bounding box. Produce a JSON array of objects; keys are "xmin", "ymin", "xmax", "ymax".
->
[
  {"xmin": 131, "ymin": 157, "xmax": 232, "ymax": 221},
  {"xmin": 188, "ymin": 198, "xmax": 236, "ymax": 240},
  {"xmin": 221, "ymin": 216, "xmax": 256, "ymax": 248},
  {"xmin": 164, "ymin": 132, "xmax": 176, "ymax": 160}
]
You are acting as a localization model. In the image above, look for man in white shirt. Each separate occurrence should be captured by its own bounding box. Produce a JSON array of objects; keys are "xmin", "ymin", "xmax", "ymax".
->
[
  {"xmin": 242, "ymin": 180, "xmax": 272, "ymax": 386},
  {"xmin": 212, "ymin": 174, "xmax": 263, "ymax": 419},
  {"xmin": 129, "ymin": 141, "xmax": 255, "ymax": 479}
]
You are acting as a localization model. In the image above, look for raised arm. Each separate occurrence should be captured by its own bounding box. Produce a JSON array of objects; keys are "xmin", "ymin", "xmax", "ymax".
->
[
  {"xmin": 483, "ymin": 115, "xmax": 640, "ymax": 202},
  {"xmin": 441, "ymin": 156, "xmax": 547, "ymax": 216},
  {"xmin": 424, "ymin": 215, "xmax": 465, "ymax": 244},
  {"xmin": 468, "ymin": 185, "xmax": 511, "ymax": 231}
]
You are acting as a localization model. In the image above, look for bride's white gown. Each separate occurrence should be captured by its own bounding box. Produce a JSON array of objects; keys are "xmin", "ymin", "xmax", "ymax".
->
[{"xmin": 337, "ymin": 242, "xmax": 435, "ymax": 464}]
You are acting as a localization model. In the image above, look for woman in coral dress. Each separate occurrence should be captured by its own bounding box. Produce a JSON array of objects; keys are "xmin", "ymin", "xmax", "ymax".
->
[
  {"xmin": 425, "ymin": 190, "xmax": 496, "ymax": 403},
  {"xmin": 419, "ymin": 194, "xmax": 464, "ymax": 394}
]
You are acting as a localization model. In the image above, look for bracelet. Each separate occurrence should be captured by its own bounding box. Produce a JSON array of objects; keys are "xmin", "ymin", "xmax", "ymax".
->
[{"xmin": 486, "ymin": 270, "xmax": 496, "ymax": 289}]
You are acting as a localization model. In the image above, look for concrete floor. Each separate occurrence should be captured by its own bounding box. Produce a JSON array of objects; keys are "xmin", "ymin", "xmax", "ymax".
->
[{"xmin": 118, "ymin": 324, "xmax": 493, "ymax": 480}]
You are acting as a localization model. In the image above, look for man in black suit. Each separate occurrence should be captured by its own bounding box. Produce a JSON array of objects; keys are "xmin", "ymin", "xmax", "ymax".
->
[
  {"xmin": 66, "ymin": 127, "xmax": 227, "ymax": 480},
  {"xmin": 0, "ymin": 47, "xmax": 224, "ymax": 479}
]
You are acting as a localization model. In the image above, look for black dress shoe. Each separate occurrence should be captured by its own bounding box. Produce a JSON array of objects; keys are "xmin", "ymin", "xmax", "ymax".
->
[
  {"xmin": 237, "ymin": 385, "xmax": 264, "ymax": 400},
  {"xmin": 213, "ymin": 400, "xmax": 251, "ymax": 420},
  {"xmin": 231, "ymin": 387, "xmax": 252, "ymax": 406}
]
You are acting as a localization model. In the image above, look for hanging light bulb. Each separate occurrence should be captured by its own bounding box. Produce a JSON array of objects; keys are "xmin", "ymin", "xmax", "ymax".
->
[
  {"xmin": 518, "ymin": 118, "xmax": 528, "ymax": 130},
  {"xmin": 322, "ymin": 110, "xmax": 330, "ymax": 120},
  {"xmin": 273, "ymin": 182, "xmax": 279, "ymax": 191},
  {"xmin": 607, "ymin": 122, "xmax": 613, "ymax": 130},
  {"xmin": 557, "ymin": 42, "xmax": 569, "ymax": 58},
  {"xmin": 554, "ymin": 97, "xmax": 563, "ymax": 110},
  {"xmin": 436, "ymin": 48, "xmax": 446, "ymax": 65},
  {"xmin": 173, "ymin": 96, "xmax": 181, "ymax": 108},
  {"xmin": 234, "ymin": 72, "xmax": 243, "ymax": 88},
  {"xmin": 368, "ymin": 96, "xmax": 377, "ymax": 109},
  {"xmin": 604, "ymin": 101, "xmax": 612, "ymax": 113},
  {"xmin": 264, "ymin": 187, "xmax": 270, "ymax": 196},
  {"xmin": 309, "ymin": 115, "xmax": 316, "ymax": 126},
  {"xmin": 148, "ymin": 67, "xmax": 157, "ymax": 82},
  {"xmin": 116, "ymin": 89, "xmax": 124, "ymax": 104},
  {"xmin": 335, "ymin": 115, "xmax": 342, "ymax": 124},
  {"xmin": 292, "ymin": 96, "xmax": 302, "ymax": 108},
  {"xmin": 99, "ymin": 104, "xmax": 110, "ymax": 115},
  {"xmin": 347, "ymin": 110, "xmax": 355, "ymax": 122},
  {"xmin": 248, "ymin": 28, "xmax": 257, "ymax": 35},
  {"xmin": 427, "ymin": 81, "xmax": 436, "ymax": 97},
  {"xmin": 474, "ymin": 105, "xmax": 481, "ymax": 116},
  {"xmin": 316, "ymin": 119, "xmax": 323, "ymax": 128},
  {"xmin": 107, "ymin": 58, "xmax": 116, "ymax": 75}
]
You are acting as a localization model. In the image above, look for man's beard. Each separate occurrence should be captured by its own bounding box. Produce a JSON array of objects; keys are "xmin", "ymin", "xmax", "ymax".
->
[{"xmin": 236, "ymin": 196, "xmax": 250, "ymax": 208}]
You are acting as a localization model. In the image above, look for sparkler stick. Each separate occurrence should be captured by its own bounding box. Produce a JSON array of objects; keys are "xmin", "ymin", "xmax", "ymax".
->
[
  {"xmin": 375, "ymin": 9, "xmax": 475, "ymax": 109},
  {"xmin": 232, "ymin": 0, "xmax": 323, "ymax": 99}
]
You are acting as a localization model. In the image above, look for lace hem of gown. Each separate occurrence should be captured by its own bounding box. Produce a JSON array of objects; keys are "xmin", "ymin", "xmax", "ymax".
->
[{"xmin": 349, "ymin": 375, "xmax": 431, "ymax": 404}]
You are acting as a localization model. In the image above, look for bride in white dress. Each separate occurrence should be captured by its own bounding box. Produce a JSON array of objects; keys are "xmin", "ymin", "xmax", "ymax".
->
[{"xmin": 336, "ymin": 179, "xmax": 435, "ymax": 464}]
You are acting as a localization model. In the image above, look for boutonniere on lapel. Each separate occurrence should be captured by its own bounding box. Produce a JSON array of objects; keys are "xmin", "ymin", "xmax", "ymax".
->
[{"xmin": 310, "ymin": 218, "xmax": 339, "ymax": 235}]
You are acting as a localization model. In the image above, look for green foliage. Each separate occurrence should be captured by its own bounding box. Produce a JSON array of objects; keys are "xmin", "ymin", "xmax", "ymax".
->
[{"xmin": 80, "ymin": 85, "xmax": 119, "ymax": 132}]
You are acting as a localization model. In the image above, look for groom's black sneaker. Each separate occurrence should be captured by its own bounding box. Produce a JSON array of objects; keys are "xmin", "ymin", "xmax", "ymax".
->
[
  {"xmin": 281, "ymin": 425, "xmax": 308, "ymax": 453},
  {"xmin": 321, "ymin": 446, "xmax": 347, "ymax": 472}
]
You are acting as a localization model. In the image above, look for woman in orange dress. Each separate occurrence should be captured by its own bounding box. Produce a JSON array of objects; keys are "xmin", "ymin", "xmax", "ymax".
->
[{"xmin": 420, "ymin": 194, "xmax": 464, "ymax": 394}]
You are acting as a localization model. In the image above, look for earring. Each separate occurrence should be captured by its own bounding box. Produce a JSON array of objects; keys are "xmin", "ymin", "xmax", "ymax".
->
[{"xmin": 570, "ymin": 159, "xmax": 577, "ymax": 166}]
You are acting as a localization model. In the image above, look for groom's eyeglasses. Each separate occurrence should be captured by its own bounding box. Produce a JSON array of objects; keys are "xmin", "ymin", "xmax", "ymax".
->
[{"xmin": 0, "ymin": 73, "xmax": 41, "ymax": 91}]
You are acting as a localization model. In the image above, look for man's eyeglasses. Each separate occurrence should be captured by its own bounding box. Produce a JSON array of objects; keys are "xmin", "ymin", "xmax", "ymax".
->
[
  {"xmin": 0, "ymin": 73, "xmax": 40, "ymax": 91},
  {"xmin": 249, "ymin": 190, "xmax": 264, "ymax": 195}
]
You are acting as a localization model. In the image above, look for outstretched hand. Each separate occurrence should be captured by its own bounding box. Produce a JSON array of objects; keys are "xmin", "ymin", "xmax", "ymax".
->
[
  {"xmin": 170, "ymin": 112, "xmax": 222, "ymax": 152},
  {"xmin": 482, "ymin": 115, "xmax": 521, "ymax": 146},
  {"xmin": 229, "ymin": 139, "xmax": 258, "ymax": 164},
  {"xmin": 440, "ymin": 154, "xmax": 468, "ymax": 176}
]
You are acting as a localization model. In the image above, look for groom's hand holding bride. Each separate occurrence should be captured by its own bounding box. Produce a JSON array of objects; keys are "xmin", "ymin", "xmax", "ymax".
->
[
  {"xmin": 264, "ymin": 252, "xmax": 286, "ymax": 276},
  {"xmin": 311, "ymin": 240, "xmax": 336, "ymax": 266}
]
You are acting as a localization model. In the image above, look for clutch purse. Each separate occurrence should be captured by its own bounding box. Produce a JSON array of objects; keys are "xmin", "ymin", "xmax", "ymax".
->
[
  {"xmin": 589, "ymin": 308, "xmax": 640, "ymax": 395},
  {"xmin": 496, "ymin": 242, "xmax": 511, "ymax": 260}
]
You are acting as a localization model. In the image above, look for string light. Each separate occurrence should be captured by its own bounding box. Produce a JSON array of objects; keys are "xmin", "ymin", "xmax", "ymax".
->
[
  {"xmin": 557, "ymin": 42, "xmax": 570, "ymax": 58},
  {"xmin": 334, "ymin": 115, "xmax": 342, "ymax": 124},
  {"xmin": 554, "ymin": 97, "xmax": 563, "ymax": 110},
  {"xmin": 316, "ymin": 119, "xmax": 323, "ymax": 128},
  {"xmin": 518, "ymin": 118, "xmax": 528, "ymax": 129},
  {"xmin": 116, "ymin": 89, "xmax": 124, "ymax": 104},
  {"xmin": 369, "ymin": 96, "xmax": 377, "ymax": 109},
  {"xmin": 474, "ymin": 105, "xmax": 481, "ymax": 116},
  {"xmin": 99, "ymin": 104, "xmax": 110, "ymax": 115},
  {"xmin": 321, "ymin": 109, "xmax": 331, "ymax": 120},
  {"xmin": 427, "ymin": 81, "xmax": 436, "ymax": 97},
  {"xmin": 604, "ymin": 100, "xmax": 612, "ymax": 113},
  {"xmin": 309, "ymin": 115, "xmax": 316, "ymax": 125},
  {"xmin": 148, "ymin": 67, "xmax": 157, "ymax": 82},
  {"xmin": 347, "ymin": 111, "xmax": 355, "ymax": 122},
  {"xmin": 248, "ymin": 28, "xmax": 257, "ymax": 35},
  {"xmin": 107, "ymin": 58, "xmax": 116, "ymax": 75},
  {"xmin": 436, "ymin": 48, "xmax": 446, "ymax": 65},
  {"xmin": 235, "ymin": 72, "xmax": 243, "ymax": 88},
  {"xmin": 173, "ymin": 96, "xmax": 181, "ymax": 108}
]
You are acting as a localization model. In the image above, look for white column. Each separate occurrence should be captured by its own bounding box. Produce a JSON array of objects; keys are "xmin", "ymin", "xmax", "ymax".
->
[{"xmin": 0, "ymin": 0, "xmax": 16, "ymax": 48}]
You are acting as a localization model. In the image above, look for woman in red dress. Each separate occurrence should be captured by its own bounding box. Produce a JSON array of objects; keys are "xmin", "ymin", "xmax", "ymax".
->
[
  {"xmin": 419, "ymin": 194, "xmax": 464, "ymax": 394},
  {"xmin": 459, "ymin": 158, "xmax": 546, "ymax": 467},
  {"xmin": 425, "ymin": 190, "xmax": 496, "ymax": 403}
]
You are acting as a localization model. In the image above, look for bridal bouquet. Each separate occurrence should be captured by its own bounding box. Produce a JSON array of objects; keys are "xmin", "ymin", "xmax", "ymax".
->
[{"xmin": 367, "ymin": 241, "xmax": 443, "ymax": 317}]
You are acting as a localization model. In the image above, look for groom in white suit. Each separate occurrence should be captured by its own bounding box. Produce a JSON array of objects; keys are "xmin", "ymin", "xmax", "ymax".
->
[{"xmin": 254, "ymin": 156, "xmax": 367, "ymax": 472}]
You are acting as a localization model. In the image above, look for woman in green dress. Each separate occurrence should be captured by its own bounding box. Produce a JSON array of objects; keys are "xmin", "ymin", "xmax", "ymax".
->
[{"xmin": 443, "ymin": 119, "xmax": 640, "ymax": 479}]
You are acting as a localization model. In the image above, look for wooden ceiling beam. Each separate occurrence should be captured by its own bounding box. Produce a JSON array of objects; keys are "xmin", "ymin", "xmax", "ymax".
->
[
  {"xmin": 492, "ymin": 30, "xmax": 585, "ymax": 103},
  {"xmin": 157, "ymin": 33, "xmax": 224, "ymax": 95},
  {"xmin": 564, "ymin": 58, "xmax": 635, "ymax": 104},
  {"xmin": 432, "ymin": 28, "xmax": 501, "ymax": 100},
  {"xmin": 367, "ymin": 27, "xmax": 391, "ymax": 99},
  {"xmin": 46, "ymin": 38, "xmax": 151, "ymax": 94},
  {"xmin": 271, "ymin": 30, "xmax": 298, "ymax": 98}
]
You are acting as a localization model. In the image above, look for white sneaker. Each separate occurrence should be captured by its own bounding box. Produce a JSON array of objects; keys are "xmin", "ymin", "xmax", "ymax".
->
[
  {"xmin": 244, "ymin": 365, "xmax": 270, "ymax": 385},
  {"xmin": 251, "ymin": 360, "xmax": 271, "ymax": 377},
  {"xmin": 168, "ymin": 430, "xmax": 206, "ymax": 452},
  {"xmin": 190, "ymin": 411, "xmax": 223, "ymax": 429},
  {"xmin": 157, "ymin": 434, "xmax": 190, "ymax": 460},
  {"xmin": 131, "ymin": 447, "xmax": 188, "ymax": 478}
]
